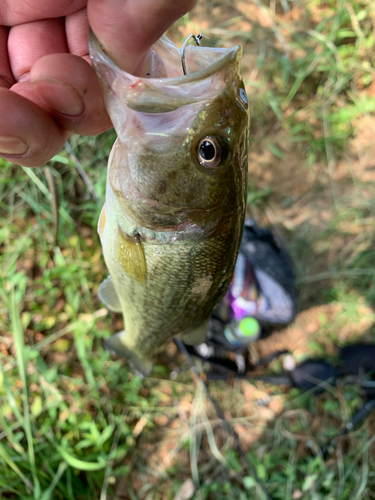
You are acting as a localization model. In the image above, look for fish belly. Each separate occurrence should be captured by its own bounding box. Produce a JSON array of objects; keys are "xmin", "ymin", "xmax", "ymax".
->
[{"xmin": 101, "ymin": 183, "xmax": 237, "ymax": 375}]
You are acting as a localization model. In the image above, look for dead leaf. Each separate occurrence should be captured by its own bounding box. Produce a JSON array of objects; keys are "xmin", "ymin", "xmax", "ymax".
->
[
  {"xmin": 133, "ymin": 416, "xmax": 148, "ymax": 437},
  {"xmin": 173, "ymin": 478, "xmax": 195, "ymax": 500}
]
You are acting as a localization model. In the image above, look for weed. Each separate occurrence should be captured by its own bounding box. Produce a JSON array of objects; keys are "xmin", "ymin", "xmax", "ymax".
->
[{"xmin": 2, "ymin": 1, "xmax": 375, "ymax": 499}]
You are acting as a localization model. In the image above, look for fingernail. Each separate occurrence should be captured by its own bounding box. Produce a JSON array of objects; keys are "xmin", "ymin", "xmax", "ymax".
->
[
  {"xmin": 0, "ymin": 137, "xmax": 28, "ymax": 155},
  {"xmin": 31, "ymin": 77, "xmax": 84, "ymax": 116}
]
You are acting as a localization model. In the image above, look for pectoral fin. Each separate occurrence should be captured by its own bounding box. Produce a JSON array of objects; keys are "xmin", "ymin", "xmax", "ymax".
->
[
  {"xmin": 98, "ymin": 276, "xmax": 122, "ymax": 313},
  {"xmin": 117, "ymin": 228, "xmax": 147, "ymax": 284}
]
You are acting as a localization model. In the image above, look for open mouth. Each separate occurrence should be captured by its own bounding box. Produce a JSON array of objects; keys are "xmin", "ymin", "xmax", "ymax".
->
[{"xmin": 89, "ymin": 31, "xmax": 242, "ymax": 135}]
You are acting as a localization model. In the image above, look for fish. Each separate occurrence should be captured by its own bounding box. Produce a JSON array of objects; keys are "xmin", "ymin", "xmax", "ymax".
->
[{"xmin": 89, "ymin": 32, "xmax": 249, "ymax": 376}]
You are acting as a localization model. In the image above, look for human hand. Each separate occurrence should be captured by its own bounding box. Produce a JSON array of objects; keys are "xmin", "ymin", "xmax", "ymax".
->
[{"xmin": 0, "ymin": 0, "xmax": 197, "ymax": 167}]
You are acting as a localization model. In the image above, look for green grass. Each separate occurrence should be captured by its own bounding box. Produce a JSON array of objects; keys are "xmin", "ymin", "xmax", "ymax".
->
[
  {"xmin": 2, "ymin": 0, "xmax": 375, "ymax": 499},
  {"xmin": 0, "ymin": 136, "xmax": 144, "ymax": 499}
]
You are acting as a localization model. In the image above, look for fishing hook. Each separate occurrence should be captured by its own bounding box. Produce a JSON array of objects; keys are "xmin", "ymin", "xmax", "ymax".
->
[{"xmin": 181, "ymin": 33, "xmax": 208, "ymax": 75}]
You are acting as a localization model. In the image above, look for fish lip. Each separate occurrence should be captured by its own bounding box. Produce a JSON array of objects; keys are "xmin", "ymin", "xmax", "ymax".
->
[{"xmin": 89, "ymin": 30, "xmax": 241, "ymax": 86}]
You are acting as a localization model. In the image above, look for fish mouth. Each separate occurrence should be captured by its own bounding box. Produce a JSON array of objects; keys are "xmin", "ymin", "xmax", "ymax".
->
[
  {"xmin": 89, "ymin": 30, "xmax": 242, "ymax": 120},
  {"xmin": 89, "ymin": 29, "xmax": 241, "ymax": 84}
]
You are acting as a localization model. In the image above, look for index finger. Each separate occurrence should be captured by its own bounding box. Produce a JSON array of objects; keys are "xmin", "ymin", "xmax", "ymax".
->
[
  {"xmin": 88, "ymin": 0, "xmax": 197, "ymax": 73},
  {"xmin": 0, "ymin": 0, "xmax": 87, "ymax": 26}
]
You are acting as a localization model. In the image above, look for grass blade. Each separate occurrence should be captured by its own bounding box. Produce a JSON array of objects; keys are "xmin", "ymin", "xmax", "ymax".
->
[
  {"xmin": 21, "ymin": 166, "xmax": 74, "ymax": 224},
  {"xmin": 40, "ymin": 462, "xmax": 69, "ymax": 500},
  {"xmin": 10, "ymin": 289, "xmax": 41, "ymax": 499},
  {"xmin": 0, "ymin": 441, "xmax": 33, "ymax": 492},
  {"xmin": 54, "ymin": 442, "xmax": 107, "ymax": 471}
]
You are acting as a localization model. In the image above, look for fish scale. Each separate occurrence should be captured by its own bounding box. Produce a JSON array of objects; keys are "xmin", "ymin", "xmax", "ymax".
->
[{"xmin": 90, "ymin": 32, "xmax": 249, "ymax": 376}]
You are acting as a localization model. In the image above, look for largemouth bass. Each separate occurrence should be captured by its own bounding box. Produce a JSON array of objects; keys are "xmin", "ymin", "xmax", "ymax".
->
[{"xmin": 89, "ymin": 32, "xmax": 249, "ymax": 376}]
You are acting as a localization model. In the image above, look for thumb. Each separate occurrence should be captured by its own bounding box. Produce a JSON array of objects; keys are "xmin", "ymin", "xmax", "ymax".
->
[{"xmin": 87, "ymin": 0, "xmax": 197, "ymax": 74}]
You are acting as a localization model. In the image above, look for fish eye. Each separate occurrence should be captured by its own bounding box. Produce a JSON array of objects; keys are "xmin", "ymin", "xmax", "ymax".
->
[
  {"xmin": 197, "ymin": 136, "xmax": 222, "ymax": 168},
  {"xmin": 238, "ymin": 87, "xmax": 248, "ymax": 109}
]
